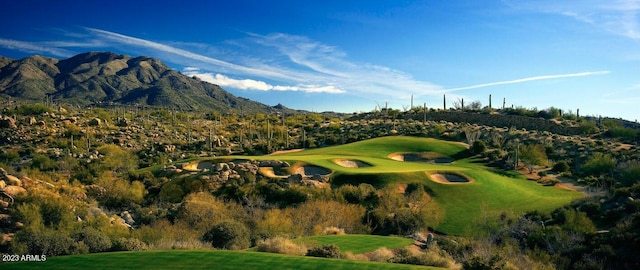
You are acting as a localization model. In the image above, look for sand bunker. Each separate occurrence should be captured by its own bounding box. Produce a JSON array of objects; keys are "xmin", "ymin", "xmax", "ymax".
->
[
  {"xmin": 388, "ymin": 152, "xmax": 453, "ymax": 164},
  {"xmin": 333, "ymin": 159, "xmax": 372, "ymax": 168},
  {"xmin": 182, "ymin": 161, "xmax": 214, "ymax": 171},
  {"xmin": 428, "ymin": 172, "xmax": 474, "ymax": 184},
  {"xmin": 258, "ymin": 167, "xmax": 290, "ymax": 178},
  {"xmin": 294, "ymin": 165, "xmax": 332, "ymax": 176}
]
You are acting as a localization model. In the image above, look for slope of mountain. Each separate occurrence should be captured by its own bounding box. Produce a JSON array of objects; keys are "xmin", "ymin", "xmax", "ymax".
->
[{"xmin": 0, "ymin": 52, "xmax": 284, "ymax": 113}]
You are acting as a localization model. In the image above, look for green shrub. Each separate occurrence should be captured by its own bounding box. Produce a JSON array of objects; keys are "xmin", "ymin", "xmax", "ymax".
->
[
  {"xmin": 472, "ymin": 140, "xmax": 487, "ymax": 154},
  {"xmin": 202, "ymin": 220, "xmax": 250, "ymax": 250},
  {"xmin": 16, "ymin": 104, "xmax": 52, "ymax": 115},
  {"xmin": 462, "ymin": 254, "xmax": 505, "ymax": 270},
  {"xmin": 552, "ymin": 161, "xmax": 570, "ymax": 173},
  {"xmin": 306, "ymin": 244, "xmax": 341, "ymax": 258},
  {"xmin": 30, "ymin": 153, "xmax": 57, "ymax": 171},
  {"xmin": 11, "ymin": 229, "xmax": 75, "ymax": 256},
  {"xmin": 113, "ymin": 237, "xmax": 148, "ymax": 251},
  {"xmin": 0, "ymin": 150, "xmax": 20, "ymax": 164},
  {"xmin": 73, "ymin": 227, "xmax": 112, "ymax": 253}
]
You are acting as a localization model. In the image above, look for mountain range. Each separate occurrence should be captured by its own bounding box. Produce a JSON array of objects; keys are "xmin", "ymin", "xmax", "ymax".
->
[{"xmin": 0, "ymin": 52, "xmax": 288, "ymax": 113}]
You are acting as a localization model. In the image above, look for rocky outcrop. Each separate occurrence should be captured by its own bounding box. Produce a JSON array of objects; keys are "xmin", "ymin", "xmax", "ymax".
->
[{"xmin": 0, "ymin": 116, "xmax": 17, "ymax": 129}]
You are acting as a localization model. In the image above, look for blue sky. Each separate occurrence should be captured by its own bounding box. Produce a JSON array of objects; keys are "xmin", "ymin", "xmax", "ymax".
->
[{"xmin": 1, "ymin": 0, "xmax": 639, "ymax": 121}]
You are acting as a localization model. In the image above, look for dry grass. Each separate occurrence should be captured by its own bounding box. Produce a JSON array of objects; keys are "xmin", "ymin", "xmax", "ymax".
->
[
  {"xmin": 322, "ymin": 226, "xmax": 346, "ymax": 235},
  {"xmin": 147, "ymin": 239, "xmax": 209, "ymax": 250},
  {"xmin": 255, "ymin": 237, "xmax": 307, "ymax": 256},
  {"xmin": 368, "ymin": 247, "xmax": 395, "ymax": 262}
]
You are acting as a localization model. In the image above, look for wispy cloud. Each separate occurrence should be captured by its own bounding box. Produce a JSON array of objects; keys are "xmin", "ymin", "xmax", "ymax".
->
[
  {"xmin": 183, "ymin": 68, "xmax": 345, "ymax": 93},
  {"xmin": 0, "ymin": 27, "xmax": 612, "ymax": 105},
  {"xmin": 82, "ymin": 28, "xmax": 444, "ymax": 99},
  {"xmin": 0, "ymin": 38, "xmax": 73, "ymax": 57},
  {"xmin": 505, "ymin": 0, "xmax": 640, "ymax": 39},
  {"xmin": 444, "ymin": 71, "xmax": 611, "ymax": 92},
  {"xmin": 85, "ymin": 28, "xmax": 292, "ymax": 80}
]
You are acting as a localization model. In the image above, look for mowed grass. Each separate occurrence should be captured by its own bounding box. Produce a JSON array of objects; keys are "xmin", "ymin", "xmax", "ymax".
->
[
  {"xmin": 299, "ymin": 234, "xmax": 414, "ymax": 254},
  {"xmin": 2, "ymin": 250, "xmax": 439, "ymax": 270},
  {"xmin": 185, "ymin": 136, "xmax": 584, "ymax": 235}
]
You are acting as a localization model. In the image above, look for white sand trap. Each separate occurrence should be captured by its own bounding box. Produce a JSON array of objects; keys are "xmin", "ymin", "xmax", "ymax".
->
[
  {"xmin": 294, "ymin": 165, "xmax": 332, "ymax": 176},
  {"xmin": 388, "ymin": 152, "xmax": 453, "ymax": 164},
  {"xmin": 333, "ymin": 159, "xmax": 372, "ymax": 168},
  {"xmin": 428, "ymin": 172, "xmax": 474, "ymax": 184}
]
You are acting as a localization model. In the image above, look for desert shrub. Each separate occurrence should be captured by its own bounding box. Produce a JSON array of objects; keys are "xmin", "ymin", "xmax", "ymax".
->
[
  {"xmin": 255, "ymin": 208, "xmax": 299, "ymax": 238},
  {"xmin": 472, "ymin": 140, "xmax": 487, "ymax": 154},
  {"xmin": 368, "ymin": 247, "xmax": 395, "ymax": 262},
  {"xmin": 620, "ymin": 166, "xmax": 640, "ymax": 187},
  {"xmin": 335, "ymin": 183, "xmax": 378, "ymax": 207},
  {"xmin": 306, "ymin": 244, "xmax": 341, "ymax": 258},
  {"xmin": 343, "ymin": 251, "xmax": 369, "ymax": 261},
  {"xmin": 94, "ymin": 144, "xmax": 138, "ymax": 174},
  {"xmin": 390, "ymin": 246, "xmax": 454, "ymax": 267},
  {"xmin": 73, "ymin": 227, "xmax": 112, "ymax": 253},
  {"xmin": 582, "ymin": 152, "xmax": 616, "ymax": 176},
  {"xmin": 133, "ymin": 219, "xmax": 201, "ymax": 249},
  {"xmin": 11, "ymin": 229, "xmax": 75, "ymax": 256},
  {"xmin": 255, "ymin": 237, "xmax": 307, "ymax": 256},
  {"xmin": 552, "ymin": 160, "xmax": 570, "ymax": 173},
  {"xmin": 177, "ymin": 192, "xmax": 246, "ymax": 233},
  {"xmin": 0, "ymin": 150, "xmax": 20, "ymax": 164},
  {"xmin": 30, "ymin": 153, "xmax": 57, "ymax": 171},
  {"xmin": 321, "ymin": 226, "xmax": 345, "ymax": 235},
  {"xmin": 285, "ymin": 200, "xmax": 368, "ymax": 236},
  {"xmin": 462, "ymin": 254, "xmax": 506, "ymax": 270},
  {"xmin": 16, "ymin": 104, "xmax": 51, "ymax": 115},
  {"xmin": 95, "ymin": 172, "xmax": 146, "ymax": 207},
  {"xmin": 112, "ymin": 237, "xmax": 148, "ymax": 251},
  {"xmin": 158, "ymin": 182, "xmax": 185, "ymax": 203},
  {"xmin": 202, "ymin": 220, "xmax": 250, "ymax": 250}
]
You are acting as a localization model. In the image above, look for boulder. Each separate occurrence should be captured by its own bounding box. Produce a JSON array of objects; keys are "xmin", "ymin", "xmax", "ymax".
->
[
  {"xmin": 89, "ymin": 118, "xmax": 102, "ymax": 126},
  {"xmin": 3, "ymin": 175, "xmax": 21, "ymax": 187},
  {"xmin": 214, "ymin": 162, "xmax": 230, "ymax": 172},
  {"xmin": 120, "ymin": 211, "xmax": 135, "ymax": 226},
  {"xmin": 286, "ymin": 174, "xmax": 303, "ymax": 183},
  {"xmin": 0, "ymin": 116, "xmax": 17, "ymax": 129},
  {"xmin": 3, "ymin": 185, "xmax": 27, "ymax": 197},
  {"xmin": 311, "ymin": 174, "xmax": 330, "ymax": 183}
]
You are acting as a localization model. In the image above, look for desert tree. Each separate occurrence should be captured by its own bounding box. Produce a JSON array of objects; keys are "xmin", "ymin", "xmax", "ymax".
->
[{"xmin": 519, "ymin": 144, "xmax": 549, "ymax": 174}]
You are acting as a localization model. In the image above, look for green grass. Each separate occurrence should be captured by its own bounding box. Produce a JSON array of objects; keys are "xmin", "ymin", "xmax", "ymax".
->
[
  {"xmin": 169, "ymin": 136, "xmax": 584, "ymax": 235},
  {"xmin": 2, "ymin": 250, "xmax": 438, "ymax": 270},
  {"xmin": 299, "ymin": 234, "xmax": 414, "ymax": 254}
]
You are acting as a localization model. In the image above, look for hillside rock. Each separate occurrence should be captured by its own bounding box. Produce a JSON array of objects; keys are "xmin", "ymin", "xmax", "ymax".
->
[
  {"xmin": 3, "ymin": 185, "xmax": 26, "ymax": 197},
  {"xmin": 0, "ymin": 116, "xmax": 17, "ymax": 129}
]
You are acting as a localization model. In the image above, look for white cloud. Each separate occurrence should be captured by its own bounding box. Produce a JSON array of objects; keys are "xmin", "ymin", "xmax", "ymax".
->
[
  {"xmin": 184, "ymin": 70, "xmax": 345, "ymax": 93},
  {"xmin": 444, "ymin": 71, "xmax": 611, "ymax": 92},
  {"xmin": 0, "ymin": 38, "xmax": 73, "ymax": 57}
]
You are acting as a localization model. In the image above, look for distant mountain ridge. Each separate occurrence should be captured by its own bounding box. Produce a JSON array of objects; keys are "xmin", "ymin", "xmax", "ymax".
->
[{"xmin": 0, "ymin": 52, "xmax": 287, "ymax": 113}]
